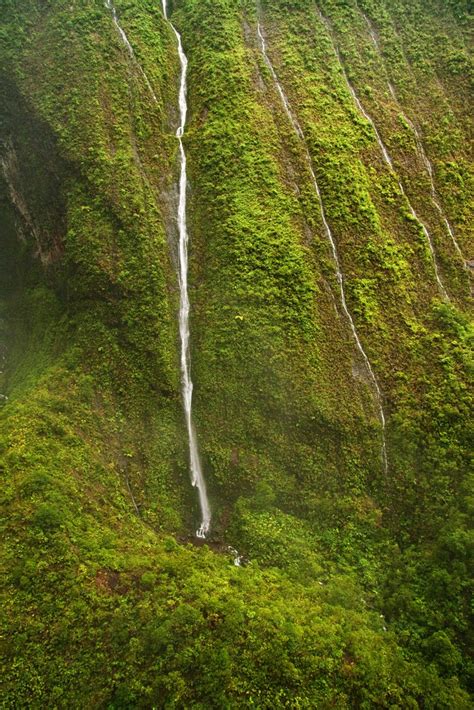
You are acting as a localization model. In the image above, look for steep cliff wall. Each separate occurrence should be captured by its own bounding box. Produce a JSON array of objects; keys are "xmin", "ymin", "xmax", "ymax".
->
[{"xmin": 1, "ymin": 0, "xmax": 472, "ymax": 706}]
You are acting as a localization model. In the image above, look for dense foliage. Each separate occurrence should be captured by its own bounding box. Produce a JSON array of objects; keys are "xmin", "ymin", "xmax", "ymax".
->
[{"xmin": 1, "ymin": 0, "xmax": 472, "ymax": 706}]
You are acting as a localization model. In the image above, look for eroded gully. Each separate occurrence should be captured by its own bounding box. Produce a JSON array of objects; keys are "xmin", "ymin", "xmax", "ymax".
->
[
  {"xmin": 257, "ymin": 21, "xmax": 388, "ymax": 473},
  {"xmin": 317, "ymin": 9, "xmax": 450, "ymax": 301}
]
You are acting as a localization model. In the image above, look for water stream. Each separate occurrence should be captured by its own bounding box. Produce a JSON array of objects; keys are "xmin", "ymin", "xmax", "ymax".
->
[
  {"xmin": 105, "ymin": 0, "xmax": 210, "ymax": 536},
  {"xmin": 162, "ymin": 0, "xmax": 211, "ymax": 538},
  {"xmin": 362, "ymin": 13, "xmax": 465, "ymax": 265},
  {"xmin": 228, "ymin": 546, "xmax": 243, "ymax": 567},
  {"xmin": 257, "ymin": 22, "xmax": 388, "ymax": 473},
  {"xmin": 105, "ymin": 0, "xmax": 158, "ymax": 102},
  {"xmin": 316, "ymin": 10, "xmax": 449, "ymax": 300}
]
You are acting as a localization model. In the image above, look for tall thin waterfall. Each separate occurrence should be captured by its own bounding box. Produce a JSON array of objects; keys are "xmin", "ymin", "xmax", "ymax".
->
[
  {"xmin": 316, "ymin": 10, "xmax": 449, "ymax": 300},
  {"xmin": 104, "ymin": 0, "xmax": 157, "ymax": 102},
  {"xmin": 362, "ymin": 13, "xmax": 466, "ymax": 266},
  {"xmin": 162, "ymin": 0, "xmax": 211, "ymax": 538},
  {"xmin": 257, "ymin": 23, "xmax": 388, "ymax": 473}
]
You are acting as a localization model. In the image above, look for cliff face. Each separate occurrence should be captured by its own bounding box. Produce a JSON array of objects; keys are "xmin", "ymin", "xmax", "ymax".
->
[{"xmin": 1, "ymin": 0, "xmax": 472, "ymax": 706}]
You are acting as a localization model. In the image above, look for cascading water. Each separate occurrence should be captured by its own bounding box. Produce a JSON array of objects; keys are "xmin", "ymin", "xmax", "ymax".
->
[
  {"xmin": 105, "ymin": 0, "xmax": 210, "ymax": 536},
  {"xmin": 162, "ymin": 0, "xmax": 211, "ymax": 538},
  {"xmin": 257, "ymin": 22, "xmax": 388, "ymax": 473},
  {"xmin": 316, "ymin": 10, "xmax": 449, "ymax": 301},
  {"xmin": 228, "ymin": 546, "xmax": 243, "ymax": 567},
  {"xmin": 105, "ymin": 0, "xmax": 157, "ymax": 102},
  {"xmin": 362, "ymin": 13, "xmax": 466, "ymax": 266}
]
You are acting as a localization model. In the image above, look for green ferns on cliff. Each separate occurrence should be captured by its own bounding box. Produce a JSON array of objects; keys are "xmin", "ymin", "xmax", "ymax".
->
[{"xmin": 1, "ymin": 0, "xmax": 472, "ymax": 706}]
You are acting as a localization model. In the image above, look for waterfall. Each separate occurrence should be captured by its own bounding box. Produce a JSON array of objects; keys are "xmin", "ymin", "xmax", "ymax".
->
[
  {"xmin": 104, "ymin": 0, "xmax": 158, "ymax": 102},
  {"xmin": 257, "ymin": 23, "xmax": 388, "ymax": 473},
  {"xmin": 105, "ymin": 0, "xmax": 210, "ymax": 536},
  {"xmin": 362, "ymin": 13, "xmax": 466, "ymax": 266},
  {"xmin": 316, "ymin": 10, "xmax": 449, "ymax": 301},
  {"xmin": 162, "ymin": 0, "xmax": 211, "ymax": 538}
]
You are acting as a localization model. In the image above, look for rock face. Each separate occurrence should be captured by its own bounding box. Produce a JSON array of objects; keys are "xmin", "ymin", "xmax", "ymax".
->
[{"xmin": 1, "ymin": 0, "xmax": 472, "ymax": 706}]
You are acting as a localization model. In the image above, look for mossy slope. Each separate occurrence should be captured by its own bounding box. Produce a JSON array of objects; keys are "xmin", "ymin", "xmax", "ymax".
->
[{"xmin": 1, "ymin": 0, "xmax": 472, "ymax": 705}]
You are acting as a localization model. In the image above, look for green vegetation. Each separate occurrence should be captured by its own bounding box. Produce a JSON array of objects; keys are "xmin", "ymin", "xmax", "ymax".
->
[{"xmin": 1, "ymin": 0, "xmax": 472, "ymax": 706}]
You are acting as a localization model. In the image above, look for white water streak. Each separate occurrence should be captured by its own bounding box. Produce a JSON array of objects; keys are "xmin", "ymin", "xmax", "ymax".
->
[
  {"xmin": 363, "ymin": 14, "xmax": 465, "ymax": 265},
  {"xmin": 317, "ymin": 10, "xmax": 448, "ymax": 300},
  {"xmin": 228, "ymin": 546, "xmax": 243, "ymax": 567},
  {"xmin": 162, "ymin": 0, "xmax": 211, "ymax": 538},
  {"xmin": 257, "ymin": 22, "xmax": 388, "ymax": 473},
  {"xmin": 105, "ymin": 0, "xmax": 158, "ymax": 102}
]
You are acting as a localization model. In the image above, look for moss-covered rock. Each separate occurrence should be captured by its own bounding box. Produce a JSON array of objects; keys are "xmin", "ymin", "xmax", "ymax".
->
[{"xmin": 1, "ymin": 0, "xmax": 472, "ymax": 705}]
